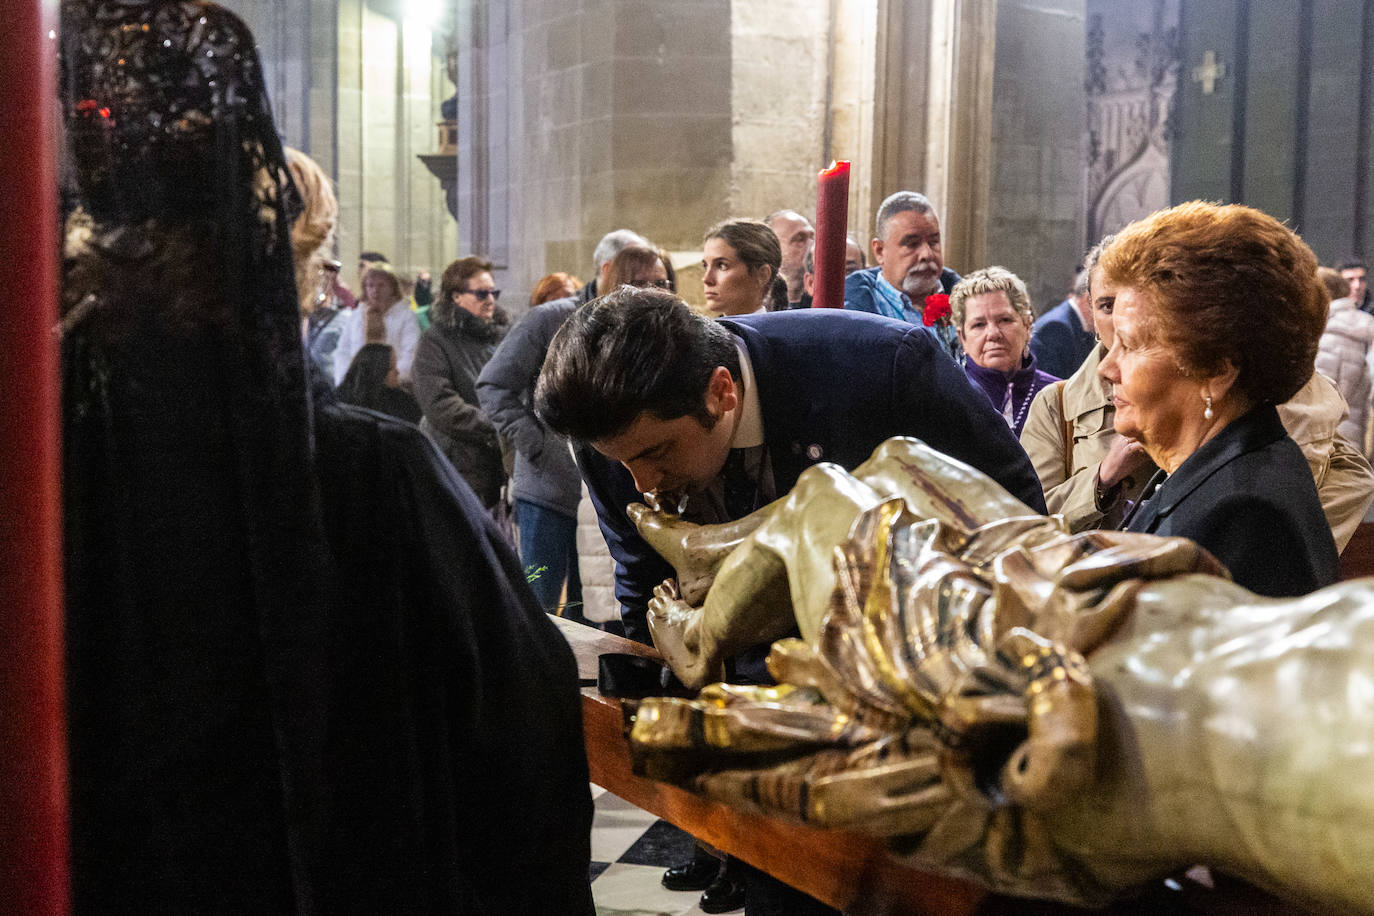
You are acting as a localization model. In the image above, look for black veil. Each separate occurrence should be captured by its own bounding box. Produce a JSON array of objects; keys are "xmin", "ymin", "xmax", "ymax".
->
[{"xmin": 59, "ymin": 2, "xmax": 592, "ymax": 913}]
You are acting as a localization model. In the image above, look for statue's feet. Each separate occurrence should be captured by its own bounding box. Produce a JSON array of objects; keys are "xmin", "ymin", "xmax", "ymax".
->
[
  {"xmin": 647, "ymin": 579, "xmax": 721, "ymax": 689},
  {"xmin": 629, "ymin": 502, "xmax": 766, "ymax": 605}
]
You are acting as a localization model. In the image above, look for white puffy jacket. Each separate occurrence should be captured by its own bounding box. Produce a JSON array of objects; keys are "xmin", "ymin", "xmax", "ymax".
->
[{"xmin": 1316, "ymin": 297, "xmax": 1374, "ymax": 452}]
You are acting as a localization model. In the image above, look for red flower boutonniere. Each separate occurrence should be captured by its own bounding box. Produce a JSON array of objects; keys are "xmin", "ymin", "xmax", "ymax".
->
[{"xmin": 922, "ymin": 293, "xmax": 951, "ymax": 327}]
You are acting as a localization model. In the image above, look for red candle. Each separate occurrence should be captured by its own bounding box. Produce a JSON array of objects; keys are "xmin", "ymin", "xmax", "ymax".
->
[
  {"xmin": 0, "ymin": 4, "xmax": 71, "ymax": 914},
  {"xmin": 811, "ymin": 160, "xmax": 851, "ymax": 309}
]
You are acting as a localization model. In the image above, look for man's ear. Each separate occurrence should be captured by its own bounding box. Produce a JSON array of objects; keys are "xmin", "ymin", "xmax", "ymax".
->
[
  {"xmin": 871, "ymin": 237, "xmax": 884, "ymax": 265},
  {"xmin": 599, "ymin": 260, "xmax": 614, "ymax": 287},
  {"xmin": 705, "ymin": 366, "xmax": 738, "ymax": 416}
]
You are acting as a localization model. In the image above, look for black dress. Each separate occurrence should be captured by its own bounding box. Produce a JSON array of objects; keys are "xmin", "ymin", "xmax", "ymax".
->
[{"xmin": 59, "ymin": 3, "xmax": 592, "ymax": 912}]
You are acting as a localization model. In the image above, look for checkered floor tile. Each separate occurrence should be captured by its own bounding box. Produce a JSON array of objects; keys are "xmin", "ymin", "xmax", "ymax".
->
[{"xmin": 589, "ymin": 785, "xmax": 728, "ymax": 915}]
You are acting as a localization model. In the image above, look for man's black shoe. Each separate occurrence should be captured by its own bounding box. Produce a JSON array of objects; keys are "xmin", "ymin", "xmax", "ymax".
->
[
  {"xmin": 698, "ymin": 872, "xmax": 747, "ymax": 914},
  {"xmin": 661, "ymin": 851, "xmax": 720, "ymax": 891}
]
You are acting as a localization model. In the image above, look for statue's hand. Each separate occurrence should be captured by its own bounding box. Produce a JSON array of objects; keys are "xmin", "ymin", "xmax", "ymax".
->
[{"xmin": 936, "ymin": 628, "xmax": 1096, "ymax": 814}]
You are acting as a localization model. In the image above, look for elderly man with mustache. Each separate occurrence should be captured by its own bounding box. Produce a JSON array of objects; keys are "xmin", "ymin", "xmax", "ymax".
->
[{"xmin": 844, "ymin": 190, "xmax": 962, "ymax": 360}]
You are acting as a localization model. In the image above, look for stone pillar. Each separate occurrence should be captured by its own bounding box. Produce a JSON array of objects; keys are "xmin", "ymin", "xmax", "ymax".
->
[
  {"xmin": 864, "ymin": 0, "xmax": 1000, "ymax": 271},
  {"xmin": 225, "ymin": 0, "xmax": 454, "ymax": 290},
  {"xmin": 827, "ymin": 0, "xmax": 882, "ymax": 250},
  {"xmin": 457, "ymin": 0, "xmax": 739, "ymax": 310},
  {"xmin": 985, "ymin": 0, "xmax": 1087, "ymax": 314},
  {"xmin": 865, "ymin": 0, "xmax": 1084, "ymax": 311},
  {"xmin": 926, "ymin": 0, "xmax": 998, "ymax": 274},
  {"xmin": 728, "ymin": 1, "xmax": 830, "ymax": 218},
  {"xmin": 869, "ymin": 0, "xmax": 932, "ymax": 214}
]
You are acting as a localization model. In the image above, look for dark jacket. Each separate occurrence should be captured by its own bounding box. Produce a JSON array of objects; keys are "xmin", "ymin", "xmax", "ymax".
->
[
  {"xmin": 1029, "ymin": 298, "xmax": 1096, "ymax": 379},
  {"xmin": 577, "ymin": 308, "xmax": 1047, "ymax": 642},
  {"xmin": 476, "ymin": 297, "xmax": 583, "ymax": 518},
  {"xmin": 412, "ymin": 307, "xmax": 508, "ymax": 508},
  {"xmin": 310, "ymin": 398, "xmax": 595, "ymax": 915},
  {"xmin": 1125, "ymin": 404, "xmax": 1338, "ymax": 598},
  {"xmin": 60, "ymin": 2, "xmax": 592, "ymax": 911}
]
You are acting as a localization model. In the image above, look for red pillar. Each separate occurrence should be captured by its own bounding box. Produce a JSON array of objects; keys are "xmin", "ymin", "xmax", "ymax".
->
[{"xmin": 0, "ymin": 2, "xmax": 72, "ymax": 914}]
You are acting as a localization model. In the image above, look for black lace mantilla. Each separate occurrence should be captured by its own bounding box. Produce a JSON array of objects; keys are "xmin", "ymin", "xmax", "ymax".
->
[
  {"xmin": 61, "ymin": 0, "xmax": 299, "ymax": 231},
  {"xmin": 59, "ymin": 9, "xmax": 324, "ymax": 908}
]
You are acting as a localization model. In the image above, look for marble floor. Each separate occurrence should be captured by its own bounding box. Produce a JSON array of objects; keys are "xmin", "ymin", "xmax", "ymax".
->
[{"xmin": 589, "ymin": 785, "xmax": 729, "ymax": 916}]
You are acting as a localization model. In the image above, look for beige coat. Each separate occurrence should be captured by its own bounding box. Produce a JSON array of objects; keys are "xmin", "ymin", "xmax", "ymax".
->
[{"xmin": 1021, "ymin": 345, "xmax": 1374, "ymax": 551}]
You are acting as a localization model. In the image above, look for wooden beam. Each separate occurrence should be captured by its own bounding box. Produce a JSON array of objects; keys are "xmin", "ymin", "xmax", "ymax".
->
[{"xmin": 0, "ymin": 2, "xmax": 70, "ymax": 914}]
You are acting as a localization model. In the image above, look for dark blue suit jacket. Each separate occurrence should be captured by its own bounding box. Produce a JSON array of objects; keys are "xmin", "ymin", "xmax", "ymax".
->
[
  {"xmin": 1125, "ymin": 405, "xmax": 1337, "ymax": 598},
  {"xmin": 576, "ymin": 309, "xmax": 1047, "ymax": 642},
  {"xmin": 1029, "ymin": 299, "xmax": 1096, "ymax": 379}
]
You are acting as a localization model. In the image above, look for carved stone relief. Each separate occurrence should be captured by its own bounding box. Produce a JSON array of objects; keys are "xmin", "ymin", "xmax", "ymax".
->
[{"xmin": 1085, "ymin": 0, "xmax": 1180, "ymax": 245}]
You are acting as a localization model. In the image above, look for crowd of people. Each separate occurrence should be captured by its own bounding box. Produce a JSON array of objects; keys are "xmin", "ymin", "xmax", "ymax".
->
[
  {"xmin": 57, "ymin": 2, "xmax": 1374, "ymax": 914},
  {"xmin": 313, "ymin": 186, "xmax": 1374, "ymax": 608},
  {"xmin": 303, "ymin": 186, "xmax": 1374, "ymax": 910},
  {"xmin": 294, "ymin": 165, "xmax": 1374, "ymax": 913}
]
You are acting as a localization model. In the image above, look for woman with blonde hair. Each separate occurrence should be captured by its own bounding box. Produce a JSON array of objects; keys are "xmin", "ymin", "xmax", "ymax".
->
[
  {"xmin": 950, "ymin": 266, "xmax": 1057, "ymax": 436},
  {"xmin": 332, "ymin": 260, "xmax": 421, "ymax": 387},
  {"xmin": 285, "ymin": 148, "xmax": 348, "ymax": 379}
]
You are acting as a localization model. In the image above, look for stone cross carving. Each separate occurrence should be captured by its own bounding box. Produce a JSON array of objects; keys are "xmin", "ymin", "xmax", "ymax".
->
[{"xmin": 1191, "ymin": 50, "xmax": 1225, "ymax": 95}]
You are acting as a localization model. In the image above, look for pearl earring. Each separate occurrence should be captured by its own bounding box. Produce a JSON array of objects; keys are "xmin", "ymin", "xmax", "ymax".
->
[{"xmin": 1203, "ymin": 394, "xmax": 1214, "ymax": 421}]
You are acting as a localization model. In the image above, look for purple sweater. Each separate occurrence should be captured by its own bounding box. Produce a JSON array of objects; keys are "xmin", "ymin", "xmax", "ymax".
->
[{"xmin": 963, "ymin": 352, "xmax": 1059, "ymax": 436}]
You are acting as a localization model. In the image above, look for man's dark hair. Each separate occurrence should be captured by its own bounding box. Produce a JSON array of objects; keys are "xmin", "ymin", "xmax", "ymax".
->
[
  {"xmin": 535, "ymin": 287, "xmax": 741, "ymax": 442},
  {"xmin": 359, "ymin": 250, "xmax": 389, "ymax": 264},
  {"xmin": 1339, "ymin": 258, "xmax": 1367, "ymax": 272}
]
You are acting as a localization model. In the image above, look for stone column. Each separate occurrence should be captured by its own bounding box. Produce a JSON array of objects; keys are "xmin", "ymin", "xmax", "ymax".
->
[
  {"xmin": 926, "ymin": 0, "xmax": 998, "ymax": 274},
  {"xmin": 827, "ymin": 0, "xmax": 882, "ymax": 250},
  {"xmin": 457, "ymin": 0, "xmax": 739, "ymax": 310},
  {"xmin": 985, "ymin": 0, "xmax": 1087, "ymax": 313},
  {"xmin": 864, "ymin": 0, "xmax": 999, "ymax": 270},
  {"xmin": 865, "ymin": 0, "xmax": 1084, "ymax": 311},
  {"xmin": 227, "ymin": 0, "xmax": 453, "ymax": 289}
]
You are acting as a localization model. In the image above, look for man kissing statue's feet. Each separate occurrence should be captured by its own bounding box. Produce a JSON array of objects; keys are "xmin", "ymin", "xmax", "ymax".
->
[{"xmin": 625, "ymin": 436, "xmax": 1374, "ymax": 915}]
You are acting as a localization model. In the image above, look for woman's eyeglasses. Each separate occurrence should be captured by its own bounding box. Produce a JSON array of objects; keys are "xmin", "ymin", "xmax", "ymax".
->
[{"xmin": 466, "ymin": 288, "xmax": 501, "ymax": 301}]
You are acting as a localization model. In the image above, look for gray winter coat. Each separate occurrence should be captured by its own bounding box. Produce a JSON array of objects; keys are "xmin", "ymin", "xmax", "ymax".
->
[{"xmin": 476, "ymin": 297, "xmax": 582, "ymax": 519}]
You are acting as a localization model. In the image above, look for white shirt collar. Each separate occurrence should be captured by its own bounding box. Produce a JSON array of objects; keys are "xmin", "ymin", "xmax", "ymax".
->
[{"xmin": 730, "ymin": 340, "xmax": 764, "ymax": 449}]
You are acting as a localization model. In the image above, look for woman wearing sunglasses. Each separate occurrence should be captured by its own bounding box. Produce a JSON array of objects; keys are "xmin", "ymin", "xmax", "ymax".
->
[{"xmin": 412, "ymin": 256, "xmax": 511, "ymax": 511}]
